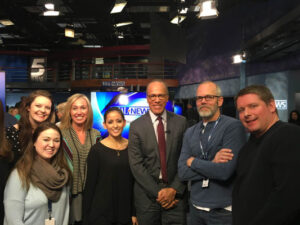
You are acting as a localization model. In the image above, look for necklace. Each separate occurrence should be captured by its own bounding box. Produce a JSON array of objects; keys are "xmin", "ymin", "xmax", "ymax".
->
[{"xmin": 116, "ymin": 150, "xmax": 121, "ymax": 157}]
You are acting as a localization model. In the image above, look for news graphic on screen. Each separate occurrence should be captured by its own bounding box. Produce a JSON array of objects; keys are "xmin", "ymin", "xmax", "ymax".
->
[{"xmin": 91, "ymin": 92, "xmax": 182, "ymax": 138}]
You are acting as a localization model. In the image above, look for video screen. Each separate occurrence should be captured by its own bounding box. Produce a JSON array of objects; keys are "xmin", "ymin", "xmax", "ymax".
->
[{"xmin": 91, "ymin": 92, "xmax": 182, "ymax": 138}]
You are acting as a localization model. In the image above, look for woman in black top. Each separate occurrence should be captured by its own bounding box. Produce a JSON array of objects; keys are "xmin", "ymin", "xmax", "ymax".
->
[
  {"xmin": 0, "ymin": 100, "xmax": 13, "ymax": 224},
  {"xmin": 83, "ymin": 107, "xmax": 137, "ymax": 225}
]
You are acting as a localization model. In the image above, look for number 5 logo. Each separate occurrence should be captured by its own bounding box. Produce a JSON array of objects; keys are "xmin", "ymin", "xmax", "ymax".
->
[{"xmin": 31, "ymin": 58, "xmax": 46, "ymax": 82}]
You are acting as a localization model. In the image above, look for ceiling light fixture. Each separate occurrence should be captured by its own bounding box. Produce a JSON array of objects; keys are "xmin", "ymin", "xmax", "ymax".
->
[
  {"xmin": 65, "ymin": 26, "xmax": 75, "ymax": 38},
  {"xmin": 115, "ymin": 21, "xmax": 133, "ymax": 27},
  {"xmin": 117, "ymin": 32, "xmax": 124, "ymax": 39},
  {"xmin": 170, "ymin": 15, "xmax": 186, "ymax": 24},
  {"xmin": 111, "ymin": 0, "xmax": 127, "ymax": 14},
  {"xmin": 179, "ymin": 8, "xmax": 188, "ymax": 14},
  {"xmin": 43, "ymin": 10, "xmax": 60, "ymax": 16},
  {"xmin": 0, "ymin": 19, "xmax": 14, "ymax": 26},
  {"xmin": 197, "ymin": 0, "xmax": 219, "ymax": 19},
  {"xmin": 43, "ymin": 2, "xmax": 60, "ymax": 17},
  {"xmin": 45, "ymin": 3, "xmax": 54, "ymax": 10},
  {"xmin": 83, "ymin": 45, "xmax": 102, "ymax": 48},
  {"xmin": 232, "ymin": 52, "xmax": 246, "ymax": 64},
  {"xmin": 158, "ymin": 6, "xmax": 169, "ymax": 12}
]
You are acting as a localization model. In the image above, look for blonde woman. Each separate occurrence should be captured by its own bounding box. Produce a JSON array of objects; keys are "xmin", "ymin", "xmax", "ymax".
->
[{"xmin": 60, "ymin": 93, "xmax": 101, "ymax": 224}]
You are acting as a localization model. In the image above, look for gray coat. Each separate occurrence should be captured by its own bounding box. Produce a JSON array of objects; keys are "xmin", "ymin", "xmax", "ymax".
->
[{"xmin": 128, "ymin": 111, "xmax": 187, "ymax": 212}]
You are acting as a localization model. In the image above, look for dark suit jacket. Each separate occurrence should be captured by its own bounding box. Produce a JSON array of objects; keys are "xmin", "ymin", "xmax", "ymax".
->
[{"xmin": 128, "ymin": 111, "xmax": 187, "ymax": 212}]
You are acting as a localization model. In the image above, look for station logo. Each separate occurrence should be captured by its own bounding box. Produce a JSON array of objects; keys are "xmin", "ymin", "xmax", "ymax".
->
[
  {"xmin": 275, "ymin": 100, "xmax": 287, "ymax": 110},
  {"xmin": 119, "ymin": 106, "xmax": 149, "ymax": 115}
]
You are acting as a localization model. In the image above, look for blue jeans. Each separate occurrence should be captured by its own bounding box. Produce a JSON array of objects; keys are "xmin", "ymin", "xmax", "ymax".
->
[{"xmin": 190, "ymin": 204, "xmax": 232, "ymax": 225}]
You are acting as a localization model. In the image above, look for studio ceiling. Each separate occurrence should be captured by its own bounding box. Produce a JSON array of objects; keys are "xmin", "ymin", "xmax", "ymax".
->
[
  {"xmin": 0, "ymin": 0, "xmax": 300, "ymax": 63},
  {"xmin": 0, "ymin": 0, "xmax": 203, "ymax": 50}
]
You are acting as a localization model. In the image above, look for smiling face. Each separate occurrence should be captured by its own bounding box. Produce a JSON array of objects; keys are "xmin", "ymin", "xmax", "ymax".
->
[
  {"xmin": 146, "ymin": 81, "xmax": 169, "ymax": 116},
  {"xmin": 70, "ymin": 98, "xmax": 88, "ymax": 126},
  {"xmin": 196, "ymin": 82, "xmax": 223, "ymax": 122},
  {"xmin": 236, "ymin": 93, "xmax": 278, "ymax": 137},
  {"xmin": 103, "ymin": 110, "xmax": 126, "ymax": 138},
  {"xmin": 27, "ymin": 96, "xmax": 52, "ymax": 125},
  {"xmin": 34, "ymin": 128, "xmax": 60, "ymax": 162}
]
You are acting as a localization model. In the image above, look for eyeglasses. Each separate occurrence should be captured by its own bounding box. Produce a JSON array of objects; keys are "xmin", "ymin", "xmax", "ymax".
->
[
  {"xmin": 195, "ymin": 95, "xmax": 220, "ymax": 101},
  {"xmin": 147, "ymin": 94, "xmax": 168, "ymax": 101}
]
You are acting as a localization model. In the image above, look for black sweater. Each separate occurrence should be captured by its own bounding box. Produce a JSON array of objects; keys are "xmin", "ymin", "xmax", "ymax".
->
[
  {"xmin": 83, "ymin": 142, "xmax": 134, "ymax": 225},
  {"xmin": 232, "ymin": 121, "xmax": 300, "ymax": 225}
]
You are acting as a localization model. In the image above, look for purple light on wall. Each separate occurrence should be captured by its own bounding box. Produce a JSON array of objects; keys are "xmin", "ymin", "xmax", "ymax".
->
[{"xmin": 0, "ymin": 71, "xmax": 5, "ymax": 111}]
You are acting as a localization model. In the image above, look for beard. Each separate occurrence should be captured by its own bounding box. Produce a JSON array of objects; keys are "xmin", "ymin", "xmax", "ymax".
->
[{"xmin": 198, "ymin": 104, "xmax": 219, "ymax": 120}]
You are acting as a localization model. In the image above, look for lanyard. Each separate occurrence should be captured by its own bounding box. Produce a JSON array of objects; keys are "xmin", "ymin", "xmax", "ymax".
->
[
  {"xmin": 48, "ymin": 200, "xmax": 52, "ymax": 220},
  {"xmin": 199, "ymin": 117, "xmax": 220, "ymax": 159}
]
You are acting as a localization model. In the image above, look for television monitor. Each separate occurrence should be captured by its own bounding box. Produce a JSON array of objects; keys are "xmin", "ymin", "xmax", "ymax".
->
[{"xmin": 91, "ymin": 91, "xmax": 182, "ymax": 138}]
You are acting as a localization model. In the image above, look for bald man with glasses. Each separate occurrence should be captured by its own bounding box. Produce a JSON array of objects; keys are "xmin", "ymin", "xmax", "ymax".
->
[
  {"xmin": 129, "ymin": 80, "xmax": 188, "ymax": 225},
  {"xmin": 178, "ymin": 81, "xmax": 247, "ymax": 225}
]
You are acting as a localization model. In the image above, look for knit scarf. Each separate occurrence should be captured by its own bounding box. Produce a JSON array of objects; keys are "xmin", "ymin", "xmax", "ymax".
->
[{"xmin": 31, "ymin": 156, "xmax": 69, "ymax": 202}]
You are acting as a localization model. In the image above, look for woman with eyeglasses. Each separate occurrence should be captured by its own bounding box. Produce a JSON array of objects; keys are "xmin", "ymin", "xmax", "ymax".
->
[
  {"xmin": 83, "ymin": 107, "xmax": 137, "ymax": 225},
  {"xmin": 60, "ymin": 93, "xmax": 101, "ymax": 225},
  {"xmin": 3, "ymin": 122, "xmax": 71, "ymax": 225}
]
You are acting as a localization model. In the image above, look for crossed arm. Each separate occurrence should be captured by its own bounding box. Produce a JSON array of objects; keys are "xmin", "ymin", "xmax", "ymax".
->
[
  {"xmin": 186, "ymin": 148, "xmax": 234, "ymax": 166},
  {"xmin": 178, "ymin": 121, "xmax": 246, "ymax": 181}
]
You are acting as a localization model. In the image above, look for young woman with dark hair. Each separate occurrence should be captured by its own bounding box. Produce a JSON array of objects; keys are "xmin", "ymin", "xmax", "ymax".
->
[
  {"xmin": 4, "ymin": 122, "xmax": 71, "ymax": 225},
  {"xmin": 83, "ymin": 107, "xmax": 137, "ymax": 225},
  {"xmin": 6, "ymin": 90, "xmax": 55, "ymax": 164}
]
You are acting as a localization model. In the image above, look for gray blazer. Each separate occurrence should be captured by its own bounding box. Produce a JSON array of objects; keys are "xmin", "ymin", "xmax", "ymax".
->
[{"xmin": 128, "ymin": 111, "xmax": 187, "ymax": 212}]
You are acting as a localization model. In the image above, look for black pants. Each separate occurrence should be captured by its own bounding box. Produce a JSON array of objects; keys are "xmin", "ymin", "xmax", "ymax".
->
[{"xmin": 136, "ymin": 199, "xmax": 187, "ymax": 225}]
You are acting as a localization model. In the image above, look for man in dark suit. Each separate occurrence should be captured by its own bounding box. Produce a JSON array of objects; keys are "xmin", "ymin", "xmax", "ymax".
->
[{"xmin": 128, "ymin": 80, "xmax": 187, "ymax": 225}]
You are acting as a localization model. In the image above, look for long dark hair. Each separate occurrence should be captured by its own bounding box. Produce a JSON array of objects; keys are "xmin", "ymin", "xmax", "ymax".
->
[
  {"xmin": 0, "ymin": 100, "xmax": 12, "ymax": 161},
  {"xmin": 16, "ymin": 122, "xmax": 71, "ymax": 189},
  {"xmin": 289, "ymin": 110, "xmax": 300, "ymax": 123},
  {"xmin": 18, "ymin": 90, "xmax": 54, "ymax": 154}
]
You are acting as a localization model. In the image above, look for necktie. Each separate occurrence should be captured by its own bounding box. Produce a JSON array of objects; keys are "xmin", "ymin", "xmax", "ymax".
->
[{"xmin": 157, "ymin": 116, "xmax": 167, "ymax": 183}]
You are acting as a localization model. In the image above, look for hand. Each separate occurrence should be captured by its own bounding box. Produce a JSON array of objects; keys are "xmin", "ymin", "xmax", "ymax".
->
[
  {"xmin": 156, "ymin": 188, "xmax": 177, "ymax": 208},
  {"xmin": 212, "ymin": 148, "xmax": 234, "ymax": 163},
  {"xmin": 186, "ymin": 157, "xmax": 195, "ymax": 167},
  {"xmin": 132, "ymin": 216, "xmax": 138, "ymax": 225},
  {"xmin": 160, "ymin": 199, "xmax": 179, "ymax": 209}
]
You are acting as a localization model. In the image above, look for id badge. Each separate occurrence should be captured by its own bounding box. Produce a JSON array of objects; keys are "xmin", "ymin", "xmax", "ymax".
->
[
  {"xmin": 45, "ymin": 218, "xmax": 55, "ymax": 225},
  {"xmin": 202, "ymin": 179, "xmax": 209, "ymax": 188}
]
